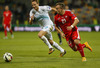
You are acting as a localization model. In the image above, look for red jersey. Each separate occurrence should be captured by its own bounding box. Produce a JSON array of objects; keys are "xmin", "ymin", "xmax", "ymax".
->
[
  {"xmin": 55, "ymin": 10, "xmax": 78, "ymax": 35},
  {"xmin": 3, "ymin": 10, "xmax": 12, "ymax": 24}
]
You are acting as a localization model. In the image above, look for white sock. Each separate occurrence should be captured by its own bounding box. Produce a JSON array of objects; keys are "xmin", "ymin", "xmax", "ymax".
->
[
  {"xmin": 52, "ymin": 41, "xmax": 64, "ymax": 52},
  {"xmin": 41, "ymin": 36, "xmax": 53, "ymax": 49}
]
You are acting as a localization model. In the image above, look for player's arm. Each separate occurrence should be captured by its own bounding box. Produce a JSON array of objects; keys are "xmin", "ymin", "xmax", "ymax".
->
[
  {"xmin": 67, "ymin": 11, "xmax": 79, "ymax": 30},
  {"xmin": 45, "ymin": 6, "xmax": 57, "ymax": 12},
  {"xmin": 51, "ymin": 7, "xmax": 57, "ymax": 12},
  {"xmin": 29, "ymin": 10, "xmax": 34, "ymax": 25},
  {"xmin": 29, "ymin": 14, "xmax": 34, "ymax": 25},
  {"xmin": 67, "ymin": 18, "xmax": 79, "ymax": 30},
  {"xmin": 71, "ymin": 18, "xmax": 79, "ymax": 27},
  {"xmin": 55, "ymin": 25, "xmax": 65, "ymax": 39},
  {"xmin": 54, "ymin": 16, "xmax": 65, "ymax": 38}
]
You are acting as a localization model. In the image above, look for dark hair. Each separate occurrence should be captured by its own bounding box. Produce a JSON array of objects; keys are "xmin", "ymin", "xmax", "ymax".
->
[
  {"xmin": 31, "ymin": 0, "xmax": 39, "ymax": 3},
  {"xmin": 56, "ymin": 2, "xmax": 65, "ymax": 9}
]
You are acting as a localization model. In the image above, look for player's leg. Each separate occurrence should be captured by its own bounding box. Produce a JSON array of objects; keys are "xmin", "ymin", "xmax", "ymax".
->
[
  {"xmin": 72, "ymin": 29, "xmax": 87, "ymax": 61},
  {"xmin": 74, "ymin": 39, "xmax": 86, "ymax": 61},
  {"xmin": 65, "ymin": 34, "xmax": 78, "ymax": 51},
  {"xmin": 45, "ymin": 32, "xmax": 66, "ymax": 57},
  {"xmin": 9, "ymin": 24, "xmax": 14, "ymax": 38},
  {"xmin": 38, "ymin": 30, "xmax": 54, "ymax": 54},
  {"xmin": 3, "ymin": 24, "xmax": 8, "ymax": 39},
  {"xmin": 49, "ymin": 40, "xmax": 66, "ymax": 57},
  {"xmin": 66, "ymin": 40, "xmax": 77, "ymax": 51},
  {"xmin": 72, "ymin": 29, "xmax": 92, "ymax": 61},
  {"xmin": 57, "ymin": 31, "xmax": 62, "ymax": 45}
]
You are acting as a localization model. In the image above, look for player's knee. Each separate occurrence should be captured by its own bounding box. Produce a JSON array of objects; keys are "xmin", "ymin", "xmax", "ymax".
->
[
  {"xmin": 48, "ymin": 40, "xmax": 53, "ymax": 45},
  {"xmin": 74, "ymin": 39, "xmax": 80, "ymax": 45},
  {"xmin": 38, "ymin": 34, "xmax": 42, "ymax": 38}
]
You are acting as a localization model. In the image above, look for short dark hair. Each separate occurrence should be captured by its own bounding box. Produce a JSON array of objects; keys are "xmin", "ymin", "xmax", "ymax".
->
[
  {"xmin": 56, "ymin": 2, "xmax": 65, "ymax": 9},
  {"xmin": 31, "ymin": 0, "xmax": 39, "ymax": 3}
]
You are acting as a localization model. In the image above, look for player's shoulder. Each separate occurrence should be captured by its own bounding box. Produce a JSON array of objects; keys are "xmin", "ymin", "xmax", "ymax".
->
[
  {"xmin": 30, "ymin": 8, "xmax": 36, "ymax": 13},
  {"xmin": 39, "ymin": 5, "xmax": 50, "ymax": 9},
  {"xmin": 65, "ymin": 10, "xmax": 74, "ymax": 15},
  {"xmin": 3, "ymin": 11, "xmax": 6, "ymax": 13},
  {"xmin": 9, "ymin": 10, "xmax": 12, "ymax": 14},
  {"xmin": 39, "ymin": 5, "xmax": 49, "ymax": 7},
  {"xmin": 65, "ymin": 10, "xmax": 72, "ymax": 13},
  {"xmin": 9, "ymin": 10, "xmax": 11, "ymax": 12}
]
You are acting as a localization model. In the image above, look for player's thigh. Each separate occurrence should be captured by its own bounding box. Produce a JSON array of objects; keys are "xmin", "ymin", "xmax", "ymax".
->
[
  {"xmin": 74, "ymin": 39, "xmax": 80, "ymax": 45},
  {"xmin": 38, "ymin": 30, "xmax": 47, "ymax": 38},
  {"xmin": 45, "ymin": 31, "xmax": 53, "ymax": 40},
  {"xmin": 71, "ymin": 29, "xmax": 81, "ymax": 41},
  {"xmin": 8, "ymin": 24, "xmax": 11, "ymax": 30},
  {"xmin": 67, "ymin": 40, "xmax": 77, "ymax": 51},
  {"xmin": 42, "ymin": 25, "xmax": 53, "ymax": 33}
]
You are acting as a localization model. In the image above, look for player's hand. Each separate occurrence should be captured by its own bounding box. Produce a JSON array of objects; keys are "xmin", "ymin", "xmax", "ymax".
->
[
  {"xmin": 61, "ymin": 33, "xmax": 65, "ymax": 39},
  {"xmin": 67, "ymin": 26, "xmax": 72, "ymax": 31},
  {"xmin": 29, "ymin": 15, "xmax": 34, "ymax": 25},
  {"xmin": 29, "ymin": 20, "xmax": 32, "ymax": 25}
]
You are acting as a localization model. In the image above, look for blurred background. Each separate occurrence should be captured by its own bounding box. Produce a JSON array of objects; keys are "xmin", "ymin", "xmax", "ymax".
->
[{"xmin": 0, "ymin": 0, "xmax": 100, "ymax": 31}]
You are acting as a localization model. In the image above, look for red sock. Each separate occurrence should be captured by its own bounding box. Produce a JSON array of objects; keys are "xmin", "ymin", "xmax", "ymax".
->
[
  {"xmin": 10, "ymin": 29, "xmax": 13, "ymax": 35},
  {"xmin": 77, "ymin": 43, "xmax": 85, "ymax": 57},
  {"xmin": 4, "ymin": 30, "xmax": 7, "ymax": 37}
]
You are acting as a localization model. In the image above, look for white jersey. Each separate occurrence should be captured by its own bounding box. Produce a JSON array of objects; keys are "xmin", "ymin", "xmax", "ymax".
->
[{"xmin": 29, "ymin": 6, "xmax": 53, "ymax": 28}]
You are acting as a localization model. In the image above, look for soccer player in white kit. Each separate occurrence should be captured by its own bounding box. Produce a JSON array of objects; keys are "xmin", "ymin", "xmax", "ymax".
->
[{"xmin": 29, "ymin": 0, "xmax": 66, "ymax": 57}]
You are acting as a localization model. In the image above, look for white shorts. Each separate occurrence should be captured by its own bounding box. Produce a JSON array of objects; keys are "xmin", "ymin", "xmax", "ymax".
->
[{"xmin": 42, "ymin": 25, "xmax": 53, "ymax": 40}]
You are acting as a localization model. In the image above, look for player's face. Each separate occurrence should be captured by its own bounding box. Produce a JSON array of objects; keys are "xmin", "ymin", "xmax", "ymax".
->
[
  {"xmin": 32, "ymin": 1, "xmax": 39, "ymax": 10},
  {"xmin": 56, "ymin": 5, "xmax": 63, "ymax": 14},
  {"xmin": 5, "ymin": 6, "xmax": 9, "ymax": 11}
]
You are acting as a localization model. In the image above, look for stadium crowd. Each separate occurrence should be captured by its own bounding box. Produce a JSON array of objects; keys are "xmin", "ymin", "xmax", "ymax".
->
[{"xmin": 0, "ymin": 0, "xmax": 100, "ymax": 25}]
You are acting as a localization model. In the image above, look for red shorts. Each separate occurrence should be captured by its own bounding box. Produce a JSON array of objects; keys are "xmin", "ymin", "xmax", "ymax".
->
[
  {"xmin": 4, "ymin": 24, "xmax": 11, "ymax": 29},
  {"xmin": 65, "ymin": 28, "xmax": 81, "ymax": 48}
]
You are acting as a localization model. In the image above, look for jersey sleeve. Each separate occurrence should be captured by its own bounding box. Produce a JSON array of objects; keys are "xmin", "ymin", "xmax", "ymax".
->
[
  {"xmin": 29, "ymin": 9, "xmax": 34, "ymax": 17},
  {"xmin": 29, "ymin": 9, "xmax": 35, "ymax": 20},
  {"xmin": 43, "ymin": 6, "xmax": 52, "ymax": 12},
  {"xmin": 67, "ymin": 11, "xmax": 77, "ymax": 20}
]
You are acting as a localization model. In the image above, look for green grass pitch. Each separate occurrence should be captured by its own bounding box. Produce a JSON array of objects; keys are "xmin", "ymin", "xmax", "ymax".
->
[{"xmin": 0, "ymin": 31, "xmax": 100, "ymax": 68}]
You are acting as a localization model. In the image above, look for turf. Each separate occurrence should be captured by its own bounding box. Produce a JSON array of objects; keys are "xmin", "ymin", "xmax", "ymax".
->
[{"xmin": 0, "ymin": 31, "xmax": 100, "ymax": 68}]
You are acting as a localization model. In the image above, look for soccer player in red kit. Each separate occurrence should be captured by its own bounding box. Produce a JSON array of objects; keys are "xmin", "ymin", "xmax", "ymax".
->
[
  {"xmin": 54, "ymin": 3, "xmax": 92, "ymax": 61},
  {"xmin": 2, "ymin": 5, "xmax": 14, "ymax": 39}
]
